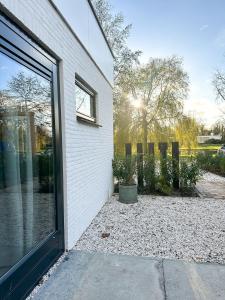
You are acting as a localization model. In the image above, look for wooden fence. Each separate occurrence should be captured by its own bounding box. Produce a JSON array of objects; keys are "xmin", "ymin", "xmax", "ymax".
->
[{"xmin": 117, "ymin": 142, "xmax": 180, "ymax": 189}]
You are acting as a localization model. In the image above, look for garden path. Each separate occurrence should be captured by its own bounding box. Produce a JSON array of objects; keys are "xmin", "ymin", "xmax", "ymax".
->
[{"xmin": 196, "ymin": 172, "xmax": 225, "ymax": 199}]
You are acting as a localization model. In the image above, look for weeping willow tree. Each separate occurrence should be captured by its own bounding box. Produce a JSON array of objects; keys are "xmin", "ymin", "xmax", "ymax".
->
[
  {"xmin": 114, "ymin": 93, "xmax": 133, "ymax": 153},
  {"xmin": 92, "ymin": 1, "xmax": 193, "ymax": 153},
  {"xmin": 174, "ymin": 115, "xmax": 200, "ymax": 149},
  {"xmin": 128, "ymin": 56, "xmax": 189, "ymax": 153},
  {"xmin": 114, "ymin": 56, "xmax": 191, "ymax": 154}
]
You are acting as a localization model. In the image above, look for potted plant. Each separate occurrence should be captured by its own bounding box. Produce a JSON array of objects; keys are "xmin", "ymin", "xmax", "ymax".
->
[{"xmin": 112, "ymin": 155, "xmax": 137, "ymax": 203}]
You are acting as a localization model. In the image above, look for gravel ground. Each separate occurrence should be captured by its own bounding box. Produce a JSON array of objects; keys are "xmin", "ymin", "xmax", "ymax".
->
[{"xmin": 75, "ymin": 195, "xmax": 225, "ymax": 264}]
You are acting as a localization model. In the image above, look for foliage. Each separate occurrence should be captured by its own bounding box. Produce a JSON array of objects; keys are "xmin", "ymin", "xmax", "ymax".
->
[
  {"xmin": 175, "ymin": 116, "xmax": 199, "ymax": 149},
  {"xmin": 179, "ymin": 157, "xmax": 202, "ymax": 195},
  {"xmin": 155, "ymin": 176, "xmax": 173, "ymax": 196},
  {"xmin": 143, "ymin": 155, "xmax": 201, "ymax": 196},
  {"xmin": 113, "ymin": 94, "xmax": 133, "ymax": 153},
  {"xmin": 92, "ymin": 0, "xmax": 141, "ymax": 96},
  {"xmin": 159, "ymin": 156, "xmax": 173, "ymax": 186},
  {"xmin": 124, "ymin": 56, "xmax": 189, "ymax": 152},
  {"xmin": 212, "ymin": 120, "xmax": 225, "ymax": 142},
  {"xmin": 143, "ymin": 155, "xmax": 156, "ymax": 192},
  {"xmin": 154, "ymin": 156, "xmax": 173, "ymax": 195},
  {"xmin": 143, "ymin": 155, "xmax": 173, "ymax": 195},
  {"xmin": 204, "ymin": 138, "xmax": 222, "ymax": 144},
  {"xmin": 92, "ymin": 1, "xmax": 194, "ymax": 153},
  {"xmin": 197, "ymin": 152, "xmax": 225, "ymax": 176},
  {"xmin": 114, "ymin": 56, "xmax": 189, "ymax": 153},
  {"xmin": 112, "ymin": 155, "xmax": 136, "ymax": 185},
  {"xmin": 92, "ymin": 0, "xmax": 143, "ymax": 153},
  {"xmin": 113, "ymin": 152, "xmax": 202, "ymax": 195}
]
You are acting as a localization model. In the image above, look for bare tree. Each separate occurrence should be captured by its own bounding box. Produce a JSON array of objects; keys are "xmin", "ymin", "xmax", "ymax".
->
[
  {"xmin": 213, "ymin": 70, "xmax": 225, "ymax": 102},
  {"xmin": 8, "ymin": 71, "xmax": 52, "ymax": 127},
  {"xmin": 212, "ymin": 70, "xmax": 225, "ymax": 133}
]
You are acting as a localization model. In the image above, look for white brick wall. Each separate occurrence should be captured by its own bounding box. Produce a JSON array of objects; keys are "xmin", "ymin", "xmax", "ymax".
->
[
  {"xmin": 0, "ymin": 0, "xmax": 114, "ymax": 249},
  {"xmin": 53, "ymin": 0, "xmax": 114, "ymax": 84}
]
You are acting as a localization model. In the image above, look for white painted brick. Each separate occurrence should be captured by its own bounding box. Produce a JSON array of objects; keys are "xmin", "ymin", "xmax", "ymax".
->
[{"xmin": 0, "ymin": 0, "xmax": 114, "ymax": 249}]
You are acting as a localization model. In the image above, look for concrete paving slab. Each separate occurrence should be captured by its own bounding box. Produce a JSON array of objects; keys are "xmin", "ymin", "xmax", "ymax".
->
[
  {"xmin": 33, "ymin": 250, "xmax": 165, "ymax": 300},
  {"xmin": 164, "ymin": 259, "xmax": 225, "ymax": 300},
  {"xmin": 32, "ymin": 250, "xmax": 225, "ymax": 300}
]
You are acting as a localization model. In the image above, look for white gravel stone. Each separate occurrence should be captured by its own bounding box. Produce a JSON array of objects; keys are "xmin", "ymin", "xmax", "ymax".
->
[{"xmin": 74, "ymin": 195, "xmax": 225, "ymax": 264}]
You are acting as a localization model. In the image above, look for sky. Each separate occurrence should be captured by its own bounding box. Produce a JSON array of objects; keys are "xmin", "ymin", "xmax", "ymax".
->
[
  {"xmin": 0, "ymin": 52, "xmax": 48, "ymax": 89},
  {"xmin": 110, "ymin": 0, "xmax": 225, "ymax": 128}
]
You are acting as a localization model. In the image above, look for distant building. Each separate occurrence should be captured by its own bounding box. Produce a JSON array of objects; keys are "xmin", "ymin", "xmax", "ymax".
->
[{"xmin": 197, "ymin": 134, "xmax": 222, "ymax": 144}]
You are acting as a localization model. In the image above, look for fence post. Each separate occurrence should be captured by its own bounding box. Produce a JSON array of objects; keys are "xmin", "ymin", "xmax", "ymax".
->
[
  {"xmin": 172, "ymin": 142, "xmax": 179, "ymax": 189},
  {"xmin": 137, "ymin": 143, "xmax": 144, "ymax": 188},
  {"xmin": 158, "ymin": 142, "xmax": 168, "ymax": 158},
  {"xmin": 148, "ymin": 143, "xmax": 155, "ymax": 155},
  {"xmin": 125, "ymin": 143, "xmax": 132, "ymax": 156},
  {"xmin": 158, "ymin": 142, "xmax": 168, "ymax": 185}
]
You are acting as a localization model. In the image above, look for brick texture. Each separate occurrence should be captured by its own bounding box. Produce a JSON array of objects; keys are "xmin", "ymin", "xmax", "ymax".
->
[{"xmin": 0, "ymin": 0, "xmax": 114, "ymax": 249}]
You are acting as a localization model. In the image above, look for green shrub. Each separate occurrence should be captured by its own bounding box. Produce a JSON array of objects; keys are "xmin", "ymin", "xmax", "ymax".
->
[
  {"xmin": 113, "ymin": 153, "xmax": 202, "ymax": 196},
  {"xmin": 143, "ymin": 155, "xmax": 156, "ymax": 192},
  {"xmin": 179, "ymin": 157, "xmax": 202, "ymax": 195},
  {"xmin": 143, "ymin": 155, "xmax": 173, "ymax": 195},
  {"xmin": 160, "ymin": 156, "xmax": 173, "ymax": 186},
  {"xmin": 197, "ymin": 152, "xmax": 225, "ymax": 176},
  {"xmin": 112, "ymin": 155, "xmax": 136, "ymax": 185},
  {"xmin": 156, "ymin": 156, "xmax": 173, "ymax": 195},
  {"xmin": 204, "ymin": 139, "xmax": 221, "ymax": 144},
  {"xmin": 155, "ymin": 175, "xmax": 173, "ymax": 195},
  {"xmin": 143, "ymin": 155, "xmax": 201, "ymax": 196}
]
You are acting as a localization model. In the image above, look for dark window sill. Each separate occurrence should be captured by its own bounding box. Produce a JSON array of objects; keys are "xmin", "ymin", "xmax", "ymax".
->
[{"xmin": 77, "ymin": 115, "xmax": 102, "ymax": 127}]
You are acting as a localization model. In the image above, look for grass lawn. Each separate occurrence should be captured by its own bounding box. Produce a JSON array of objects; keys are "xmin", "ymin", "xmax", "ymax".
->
[
  {"xmin": 180, "ymin": 144, "xmax": 222, "ymax": 151},
  {"xmin": 179, "ymin": 144, "xmax": 222, "ymax": 158},
  {"xmin": 195, "ymin": 144, "xmax": 222, "ymax": 150}
]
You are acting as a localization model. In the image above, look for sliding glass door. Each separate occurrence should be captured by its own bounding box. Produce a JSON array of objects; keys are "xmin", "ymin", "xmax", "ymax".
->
[
  {"xmin": 0, "ymin": 51, "xmax": 56, "ymax": 277},
  {"xmin": 0, "ymin": 14, "xmax": 64, "ymax": 299}
]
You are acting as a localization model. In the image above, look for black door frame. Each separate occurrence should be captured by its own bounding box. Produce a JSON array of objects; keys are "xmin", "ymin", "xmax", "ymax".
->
[{"xmin": 0, "ymin": 13, "xmax": 64, "ymax": 300}]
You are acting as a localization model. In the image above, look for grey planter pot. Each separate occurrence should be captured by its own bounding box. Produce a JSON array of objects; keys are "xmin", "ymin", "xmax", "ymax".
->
[{"xmin": 118, "ymin": 184, "xmax": 138, "ymax": 204}]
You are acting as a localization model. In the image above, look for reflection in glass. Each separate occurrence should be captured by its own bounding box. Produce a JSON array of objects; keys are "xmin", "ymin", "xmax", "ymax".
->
[
  {"xmin": 75, "ymin": 82, "xmax": 95, "ymax": 119},
  {"xmin": 0, "ymin": 52, "xmax": 56, "ymax": 277}
]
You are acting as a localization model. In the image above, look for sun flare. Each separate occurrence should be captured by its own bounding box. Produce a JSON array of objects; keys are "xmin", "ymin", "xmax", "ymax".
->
[{"xmin": 132, "ymin": 99, "xmax": 142, "ymax": 109}]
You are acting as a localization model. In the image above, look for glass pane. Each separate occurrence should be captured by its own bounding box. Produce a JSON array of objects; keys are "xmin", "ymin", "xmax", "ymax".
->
[
  {"xmin": 76, "ymin": 84, "xmax": 92, "ymax": 117},
  {"xmin": 0, "ymin": 52, "xmax": 56, "ymax": 277}
]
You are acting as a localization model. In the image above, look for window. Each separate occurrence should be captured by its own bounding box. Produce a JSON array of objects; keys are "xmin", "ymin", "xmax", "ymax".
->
[
  {"xmin": 0, "ymin": 51, "xmax": 57, "ymax": 277},
  {"xmin": 0, "ymin": 14, "xmax": 64, "ymax": 298},
  {"xmin": 75, "ymin": 75, "xmax": 96, "ymax": 123}
]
